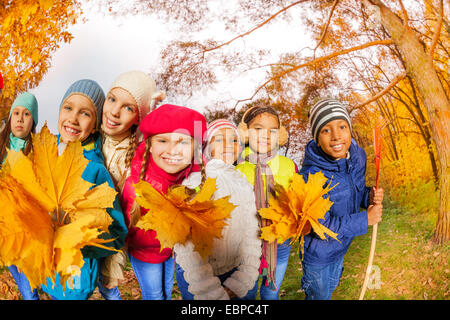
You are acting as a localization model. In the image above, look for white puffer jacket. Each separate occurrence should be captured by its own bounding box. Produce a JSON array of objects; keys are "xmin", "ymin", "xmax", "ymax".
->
[{"xmin": 174, "ymin": 159, "xmax": 261, "ymax": 300}]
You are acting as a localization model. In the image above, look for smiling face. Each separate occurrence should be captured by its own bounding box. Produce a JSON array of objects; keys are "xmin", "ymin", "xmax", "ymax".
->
[
  {"xmin": 247, "ymin": 112, "xmax": 280, "ymax": 154},
  {"xmin": 150, "ymin": 132, "xmax": 194, "ymax": 174},
  {"xmin": 10, "ymin": 106, "xmax": 34, "ymax": 139},
  {"xmin": 317, "ymin": 119, "xmax": 351, "ymax": 159},
  {"xmin": 209, "ymin": 127, "xmax": 240, "ymax": 164},
  {"xmin": 101, "ymin": 87, "xmax": 139, "ymax": 139},
  {"xmin": 57, "ymin": 94, "xmax": 97, "ymax": 143}
]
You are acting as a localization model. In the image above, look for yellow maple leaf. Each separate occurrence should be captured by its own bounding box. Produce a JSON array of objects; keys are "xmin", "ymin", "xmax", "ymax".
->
[
  {"xmin": 259, "ymin": 171, "xmax": 340, "ymax": 257},
  {"xmin": 0, "ymin": 124, "xmax": 118, "ymax": 290},
  {"xmin": 134, "ymin": 178, "xmax": 235, "ymax": 259}
]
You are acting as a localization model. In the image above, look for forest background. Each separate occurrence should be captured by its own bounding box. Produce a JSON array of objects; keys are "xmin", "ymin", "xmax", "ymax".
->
[{"xmin": 0, "ymin": 0, "xmax": 448, "ymax": 300}]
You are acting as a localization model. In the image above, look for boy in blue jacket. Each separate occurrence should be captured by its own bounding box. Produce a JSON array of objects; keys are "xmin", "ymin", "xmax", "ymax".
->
[{"xmin": 299, "ymin": 98, "xmax": 383, "ymax": 300}]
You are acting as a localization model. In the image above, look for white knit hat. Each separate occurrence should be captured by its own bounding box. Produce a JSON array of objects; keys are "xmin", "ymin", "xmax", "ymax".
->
[{"xmin": 109, "ymin": 71, "xmax": 165, "ymax": 121}]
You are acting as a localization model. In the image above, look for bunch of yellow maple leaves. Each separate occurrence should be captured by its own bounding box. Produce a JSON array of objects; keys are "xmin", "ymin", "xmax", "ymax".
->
[
  {"xmin": 0, "ymin": 125, "xmax": 118, "ymax": 290},
  {"xmin": 134, "ymin": 178, "xmax": 236, "ymax": 259},
  {"xmin": 259, "ymin": 172, "xmax": 339, "ymax": 255}
]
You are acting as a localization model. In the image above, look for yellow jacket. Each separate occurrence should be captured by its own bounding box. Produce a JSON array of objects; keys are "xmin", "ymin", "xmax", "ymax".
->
[{"xmin": 236, "ymin": 147, "xmax": 297, "ymax": 195}]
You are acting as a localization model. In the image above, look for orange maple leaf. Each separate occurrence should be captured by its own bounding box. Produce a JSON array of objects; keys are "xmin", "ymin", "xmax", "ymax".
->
[
  {"xmin": 259, "ymin": 171, "xmax": 339, "ymax": 256},
  {"xmin": 134, "ymin": 178, "xmax": 235, "ymax": 259},
  {"xmin": 0, "ymin": 124, "xmax": 118, "ymax": 290}
]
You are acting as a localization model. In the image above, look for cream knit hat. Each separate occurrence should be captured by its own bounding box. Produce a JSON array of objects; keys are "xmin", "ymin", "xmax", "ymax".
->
[{"xmin": 109, "ymin": 71, "xmax": 165, "ymax": 121}]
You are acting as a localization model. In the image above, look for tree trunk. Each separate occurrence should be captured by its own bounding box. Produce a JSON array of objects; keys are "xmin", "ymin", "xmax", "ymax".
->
[{"xmin": 369, "ymin": 0, "xmax": 450, "ymax": 243}]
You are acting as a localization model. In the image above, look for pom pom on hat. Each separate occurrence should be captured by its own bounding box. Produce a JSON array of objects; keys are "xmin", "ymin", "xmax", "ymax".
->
[
  {"xmin": 60, "ymin": 79, "xmax": 105, "ymax": 129},
  {"xmin": 9, "ymin": 92, "xmax": 39, "ymax": 125},
  {"xmin": 139, "ymin": 104, "xmax": 207, "ymax": 145},
  {"xmin": 109, "ymin": 71, "xmax": 165, "ymax": 121},
  {"xmin": 308, "ymin": 98, "xmax": 352, "ymax": 143}
]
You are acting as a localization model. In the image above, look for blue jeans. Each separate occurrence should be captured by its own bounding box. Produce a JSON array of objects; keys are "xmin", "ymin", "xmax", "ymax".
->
[
  {"xmin": 129, "ymin": 254, "xmax": 174, "ymax": 300},
  {"xmin": 246, "ymin": 240, "xmax": 291, "ymax": 300},
  {"xmin": 8, "ymin": 265, "xmax": 39, "ymax": 300},
  {"xmin": 176, "ymin": 264, "xmax": 254, "ymax": 300},
  {"xmin": 300, "ymin": 255, "xmax": 345, "ymax": 300}
]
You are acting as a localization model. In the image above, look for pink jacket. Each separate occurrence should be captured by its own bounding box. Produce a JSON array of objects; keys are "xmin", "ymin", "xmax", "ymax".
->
[{"xmin": 121, "ymin": 141, "xmax": 200, "ymax": 263}]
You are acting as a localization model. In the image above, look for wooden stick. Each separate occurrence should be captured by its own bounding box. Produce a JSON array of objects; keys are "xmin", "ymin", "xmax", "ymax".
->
[{"xmin": 359, "ymin": 223, "xmax": 378, "ymax": 300}]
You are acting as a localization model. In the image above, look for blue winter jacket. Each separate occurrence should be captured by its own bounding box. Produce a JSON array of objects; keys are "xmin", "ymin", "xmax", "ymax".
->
[
  {"xmin": 41, "ymin": 133, "xmax": 128, "ymax": 300},
  {"xmin": 299, "ymin": 139, "xmax": 371, "ymax": 266}
]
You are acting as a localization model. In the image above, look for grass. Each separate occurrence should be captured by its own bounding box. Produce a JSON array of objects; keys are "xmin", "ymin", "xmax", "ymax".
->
[
  {"xmin": 279, "ymin": 197, "xmax": 449, "ymax": 300},
  {"xmin": 1, "ymin": 197, "xmax": 448, "ymax": 300}
]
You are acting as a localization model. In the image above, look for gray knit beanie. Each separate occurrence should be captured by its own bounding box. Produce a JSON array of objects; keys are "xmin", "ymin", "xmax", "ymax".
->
[
  {"xmin": 308, "ymin": 98, "xmax": 352, "ymax": 143},
  {"xmin": 60, "ymin": 79, "xmax": 105, "ymax": 129}
]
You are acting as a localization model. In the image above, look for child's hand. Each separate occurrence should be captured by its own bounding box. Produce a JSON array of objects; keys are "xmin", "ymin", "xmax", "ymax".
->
[
  {"xmin": 367, "ymin": 204, "xmax": 383, "ymax": 226},
  {"xmin": 369, "ymin": 187, "xmax": 384, "ymax": 205}
]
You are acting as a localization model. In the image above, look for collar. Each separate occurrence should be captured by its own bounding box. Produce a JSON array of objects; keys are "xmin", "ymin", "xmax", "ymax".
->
[
  {"xmin": 148, "ymin": 153, "xmax": 199, "ymax": 185},
  {"xmin": 103, "ymin": 133, "xmax": 131, "ymax": 150}
]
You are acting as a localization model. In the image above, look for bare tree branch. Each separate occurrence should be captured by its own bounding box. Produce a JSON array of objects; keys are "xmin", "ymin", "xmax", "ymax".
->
[
  {"xmin": 397, "ymin": 0, "xmax": 409, "ymax": 27},
  {"xmin": 314, "ymin": 0, "xmax": 340, "ymax": 52},
  {"xmin": 203, "ymin": 0, "xmax": 308, "ymax": 54},
  {"xmin": 429, "ymin": 0, "xmax": 444, "ymax": 57},
  {"xmin": 234, "ymin": 39, "xmax": 394, "ymax": 108},
  {"xmin": 351, "ymin": 71, "xmax": 407, "ymax": 111}
]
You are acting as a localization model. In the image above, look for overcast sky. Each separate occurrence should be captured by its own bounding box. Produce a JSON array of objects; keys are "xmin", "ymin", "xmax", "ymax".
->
[
  {"xmin": 29, "ymin": 11, "xmax": 169, "ymax": 133},
  {"xmin": 28, "ymin": 2, "xmax": 310, "ymax": 134}
]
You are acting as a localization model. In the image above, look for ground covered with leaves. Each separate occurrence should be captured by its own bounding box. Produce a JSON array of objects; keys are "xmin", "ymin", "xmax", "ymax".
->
[{"xmin": 1, "ymin": 197, "xmax": 448, "ymax": 300}]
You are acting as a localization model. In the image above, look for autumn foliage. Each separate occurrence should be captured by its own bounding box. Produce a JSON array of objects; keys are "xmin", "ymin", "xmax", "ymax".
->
[
  {"xmin": 259, "ymin": 172, "xmax": 339, "ymax": 255},
  {"xmin": 0, "ymin": 0, "xmax": 81, "ymax": 120},
  {"xmin": 134, "ymin": 178, "xmax": 236, "ymax": 259},
  {"xmin": 0, "ymin": 125, "xmax": 118, "ymax": 290}
]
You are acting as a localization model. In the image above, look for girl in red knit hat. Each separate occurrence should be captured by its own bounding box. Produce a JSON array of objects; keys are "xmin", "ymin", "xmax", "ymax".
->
[{"xmin": 121, "ymin": 104, "xmax": 207, "ymax": 300}]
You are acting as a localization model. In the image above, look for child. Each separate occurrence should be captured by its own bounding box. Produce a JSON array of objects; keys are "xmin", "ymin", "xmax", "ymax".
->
[
  {"xmin": 40, "ymin": 79, "xmax": 128, "ymax": 300},
  {"xmin": 236, "ymin": 106, "xmax": 298, "ymax": 300},
  {"xmin": 99, "ymin": 70, "xmax": 164, "ymax": 298},
  {"xmin": 174, "ymin": 119, "xmax": 261, "ymax": 300},
  {"xmin": 121, "ymin": 104, "xmax": 207, "ymax": 300},
  {"xmin": 0, "ymin": 92, "xmax": 39, "ymax": 300},
  {"xmin": 299, "ymin": 98, "xmax": 383, "ymax": 300}
]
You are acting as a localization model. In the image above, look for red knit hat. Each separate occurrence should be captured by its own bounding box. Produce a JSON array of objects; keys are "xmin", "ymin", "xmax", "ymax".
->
[{"xmin": 139, "ymin": 104, "xmax": 207, "ymax": 144}]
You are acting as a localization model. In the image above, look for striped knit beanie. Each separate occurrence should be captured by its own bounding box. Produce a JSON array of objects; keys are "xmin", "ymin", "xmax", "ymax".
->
[
  {"xmin": 60, "ymin": 79, "xmax": 105, "ymax": 129},
  {"xmin": 308, "ymin": 98, "xmax": 352, "ymax": 143},
  {"xmin": 206, "ymin": 119, "xmax": 240, "ymax": 145},
  {"xmin": 205, "ymin": 118, "xmax": 241, "ymax": 160}
]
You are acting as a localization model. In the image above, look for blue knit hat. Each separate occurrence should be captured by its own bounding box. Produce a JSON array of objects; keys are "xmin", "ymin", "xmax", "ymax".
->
[
  {"xmin": 60, "ymin": 79, "xmax": 105, "ymax": 129},
  {"xmin": 9, "ymin": 92, "xmax": 39, "ymax": 125}
]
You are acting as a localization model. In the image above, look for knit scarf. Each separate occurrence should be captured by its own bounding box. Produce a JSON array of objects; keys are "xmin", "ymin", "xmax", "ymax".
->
[
  {"xmin": 9, "ymin": 133, "xmax": 27, "ymax": 152},
  {"xmin": 247, "ymin": 150, "xmax": 278, "ymax": 291},
  {"xmin": 1, "ymin": 133, "xmax": 27, "ymax": 166}
]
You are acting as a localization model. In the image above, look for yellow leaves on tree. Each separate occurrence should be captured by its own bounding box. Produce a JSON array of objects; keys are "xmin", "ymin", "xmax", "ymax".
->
[
  {"xmin": 134, "ymin": 178, "xmax": 236, "ymax": 259},
  {"xmin": 0, "ymin": 124, "xmax": 118, "ymax": 290},
  {"xmin": 259, "ymin": 171, "xmax": 339, "ymax": 256},
  {"xmin": 0, "ymin": 0, "xmax": 81, "ymax": 120}
]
